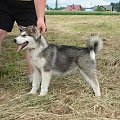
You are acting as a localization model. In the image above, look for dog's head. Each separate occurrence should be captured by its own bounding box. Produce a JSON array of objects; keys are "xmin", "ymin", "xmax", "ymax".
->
[{"xmin": 14, "ymin": 25, "xmax": 42, "ymax": 52}]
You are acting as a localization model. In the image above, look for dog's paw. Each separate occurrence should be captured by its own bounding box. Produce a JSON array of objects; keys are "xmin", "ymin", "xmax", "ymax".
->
[
  {"xmin": 39, "ymin": 92, "xmax": 46, "ymax": 96},
  {"xmin": 29, "ymin": 89, "xmax": 37, "ymax": 94},
  {"xmin": 38, "ymin": 94, "xmax": 45, "ymax": 96},
  {"xmin": 95, "ymin": 94, "xmax": 101, "ymax": 97},
  {"xmin": 39, "ymin": 90, "xmax": 48, "ymax": 96}
]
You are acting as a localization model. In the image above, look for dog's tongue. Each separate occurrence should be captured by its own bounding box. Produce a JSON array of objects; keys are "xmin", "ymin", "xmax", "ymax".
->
[
  {"xmin": 17, "ymin": 45, "xmax": 23, "ymax": 52},
  {"xmin": 17, "ymin": 41, "xmax": 28, "ymax": 52}
]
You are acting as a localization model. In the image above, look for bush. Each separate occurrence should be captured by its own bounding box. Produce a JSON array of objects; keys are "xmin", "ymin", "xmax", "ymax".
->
[{"xmin": 94, "ymin": 6, "xmax": 105, "ymax": 11}]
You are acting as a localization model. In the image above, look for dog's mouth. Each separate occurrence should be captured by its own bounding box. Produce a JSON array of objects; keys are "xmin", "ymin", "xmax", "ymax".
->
[{"xmin": 17, "ymin": 41, "xmax": 29, "ymax": 52}]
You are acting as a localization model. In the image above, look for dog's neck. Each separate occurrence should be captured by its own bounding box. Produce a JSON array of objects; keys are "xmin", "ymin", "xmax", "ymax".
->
[{"xmin": 29, "ymin": 35, "xmax": 48, "ymax": 58}]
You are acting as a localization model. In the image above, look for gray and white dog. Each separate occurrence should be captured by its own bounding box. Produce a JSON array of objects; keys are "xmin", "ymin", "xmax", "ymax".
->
[{"xmin": 14, "ymin": 25, "xmax": 103, "ymax": 96}]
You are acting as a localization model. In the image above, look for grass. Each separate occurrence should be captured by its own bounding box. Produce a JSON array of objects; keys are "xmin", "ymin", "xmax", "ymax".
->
[
  {"xmin": 0, "ymin": 15, "xmax": 120, "ymax": 120},
  {"xmin": 45, "ymin": 11, "xmax": 120, "ymax": 15}
]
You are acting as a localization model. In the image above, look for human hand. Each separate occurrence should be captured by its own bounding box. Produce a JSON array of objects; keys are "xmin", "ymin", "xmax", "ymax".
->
[{"xmin": 37, "ymin": 18, "xmax": 46, "ymax": 33}]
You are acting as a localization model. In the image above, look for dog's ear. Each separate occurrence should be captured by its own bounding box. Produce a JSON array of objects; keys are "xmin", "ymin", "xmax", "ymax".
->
[
  {"xmin": 19, "ymin": 25, "xmax": 27, "ymax": 32},
  {"xmin": 27, "ymin": 25, "xmax": 38, "ymax": 33},
  {"xmin": 28, "ymin": 26, "xmax": 41, "ymax": 37}
]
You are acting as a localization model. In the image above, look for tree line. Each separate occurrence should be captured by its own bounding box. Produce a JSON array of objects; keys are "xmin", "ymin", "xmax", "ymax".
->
[{"xmin": 111, "ymin": 1, "xmax": 120, "ymax": 12}]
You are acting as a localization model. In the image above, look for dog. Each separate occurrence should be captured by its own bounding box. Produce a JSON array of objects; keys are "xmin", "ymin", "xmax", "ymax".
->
[{"xmin": 14, "ymin": 25, "xmax": 103, "ymax": 96}]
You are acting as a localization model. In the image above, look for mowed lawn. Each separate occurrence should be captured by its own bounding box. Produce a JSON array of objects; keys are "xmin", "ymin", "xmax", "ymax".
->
[{"xmin": 0, "ymin": 15, "xmax": 120, "ymax": 120}]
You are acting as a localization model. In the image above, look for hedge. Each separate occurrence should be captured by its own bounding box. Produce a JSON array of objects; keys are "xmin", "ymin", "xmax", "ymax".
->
[{"xmin": 45, "ymin": 11, "xmax": 120, "ymax": 15}]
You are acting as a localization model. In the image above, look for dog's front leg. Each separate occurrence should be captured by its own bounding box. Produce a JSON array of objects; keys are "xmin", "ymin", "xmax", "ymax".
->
[
  {"xmin": 29, "ymin": 68, "xmax": 41, "ymax": 94},
  {"xmin": 39, "ymin": 70, "xmax": 52, "ymax": 96}
]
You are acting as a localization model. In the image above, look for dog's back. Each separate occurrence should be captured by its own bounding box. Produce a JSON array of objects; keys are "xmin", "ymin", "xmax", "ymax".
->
[{"xmin": 40, "ymin": 36, "xmax": 103, "ymax": 75}]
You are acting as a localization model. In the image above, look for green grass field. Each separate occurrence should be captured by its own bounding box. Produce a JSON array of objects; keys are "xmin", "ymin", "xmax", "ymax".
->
[
  {"xmin": 0, "ymin": 15, "xmax": 120, "ymax": 120},
  {"xmin": 45, "ymin": 11, "xmax": 120, "ymax": 15}
]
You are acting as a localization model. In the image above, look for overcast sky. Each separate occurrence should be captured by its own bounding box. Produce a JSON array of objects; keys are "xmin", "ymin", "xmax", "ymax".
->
[{"xmin": 47, "ymin": 0, "xmax": 120, "ymax": 8}]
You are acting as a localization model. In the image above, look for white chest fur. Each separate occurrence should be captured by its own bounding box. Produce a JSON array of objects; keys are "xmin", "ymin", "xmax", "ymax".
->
[
  {"xmin": 31, "ymin": 57, "xmax": 46, "ymax": 69},
  {"xmin": 30, "ymin": 48, "xmax": 46, "ymax": 69}
]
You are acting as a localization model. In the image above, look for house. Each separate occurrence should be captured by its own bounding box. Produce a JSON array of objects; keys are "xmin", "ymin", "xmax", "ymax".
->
[
  {"xmin": 102, "ymin": 5, "xmax": 113, "ymax": 11},
  {"xmin": 65, "ymin": 4, "xmax": 82, "ymax": 11}
]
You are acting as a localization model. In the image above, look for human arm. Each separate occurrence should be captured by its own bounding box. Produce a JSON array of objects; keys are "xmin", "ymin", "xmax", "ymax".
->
[{"xmin": 34, "ymin": 0, "xmax": 46, "ymax": 33}]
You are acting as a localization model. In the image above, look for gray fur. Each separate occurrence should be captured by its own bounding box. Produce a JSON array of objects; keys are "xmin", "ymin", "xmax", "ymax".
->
[{"xmin": 14, "ymin": 25, "xmax": 102, "ymax": 96}]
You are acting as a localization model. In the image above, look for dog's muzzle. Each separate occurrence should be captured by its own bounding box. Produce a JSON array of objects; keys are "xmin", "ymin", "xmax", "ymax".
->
[{"xmin": 13, "ymin": 38, "xmax": 29, "ymax": 52}]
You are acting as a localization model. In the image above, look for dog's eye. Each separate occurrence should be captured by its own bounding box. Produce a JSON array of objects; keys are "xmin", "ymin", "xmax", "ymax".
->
[{"xmin": 22, "ymin": 34, "xmax": 27, "ymax": 37}]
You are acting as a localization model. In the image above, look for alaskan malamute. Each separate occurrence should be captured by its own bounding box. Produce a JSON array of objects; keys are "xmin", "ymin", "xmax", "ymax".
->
[{"xmin": 14, "ymin": 25, "xmax": 103, "ymax": 96}]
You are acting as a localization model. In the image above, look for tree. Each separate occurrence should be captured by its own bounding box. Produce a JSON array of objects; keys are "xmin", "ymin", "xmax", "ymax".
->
[
  {"xmin": 94, "ymin": 6, "xmax": 105, "ymax": 11},
  {"xmin": 111, "ymin": 1, "xmax": 120, "ymax": 12},
  {"xmin": 46, "ymin": 4, "xmax": 50, "ymax": 10}
]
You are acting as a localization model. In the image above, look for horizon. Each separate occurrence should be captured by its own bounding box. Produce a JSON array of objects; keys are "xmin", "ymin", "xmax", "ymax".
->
[{"xmin": 47, "ymin": 0, "xmax": 120, "ymax": 8}]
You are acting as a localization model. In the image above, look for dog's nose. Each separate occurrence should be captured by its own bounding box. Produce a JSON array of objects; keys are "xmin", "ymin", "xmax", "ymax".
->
[{"xmin": 14, "ymin": 39, "xmax": 17, "ymax": 43}]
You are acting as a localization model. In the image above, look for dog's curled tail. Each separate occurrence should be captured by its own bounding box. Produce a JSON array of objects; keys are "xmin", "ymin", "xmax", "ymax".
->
[{"xmin": 87, "ymin": 36, "xmax": 103, "ymax": 53}]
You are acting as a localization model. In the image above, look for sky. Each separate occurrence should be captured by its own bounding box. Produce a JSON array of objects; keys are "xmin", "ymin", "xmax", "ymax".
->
[{"xmin": 46, "ymin": 0, "xmax": 120, "ymax": 8}]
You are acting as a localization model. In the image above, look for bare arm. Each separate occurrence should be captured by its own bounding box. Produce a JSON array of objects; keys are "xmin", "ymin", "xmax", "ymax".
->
[{"xmin": 34, "ymin": 0, "xmax": 46, "ymax": 33}]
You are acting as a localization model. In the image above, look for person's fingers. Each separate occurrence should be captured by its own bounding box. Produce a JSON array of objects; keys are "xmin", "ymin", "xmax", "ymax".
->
[
  {"xmin": 39, "ymin": 26, "xmax": 45, "ymax": 33},
  {"xmin": 37, "ymin": 22, "xmax": 46, "ymax": 33},
  {"xmin": 42, "ymin": 26, "xmax": 46, "ymax": 33}
]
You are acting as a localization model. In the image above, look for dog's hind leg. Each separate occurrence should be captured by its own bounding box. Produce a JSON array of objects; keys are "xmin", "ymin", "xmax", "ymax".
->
[
  {"xmin": 79, "ymin": 68, "xmax": 101, "ymax": 97},
  {"xmin": 29, "ymin": 68, "xmax": 41, "ymax": 94},
  {"xmin": 39, "ymin": 70, "xmax": 52, "ymax": 96}
]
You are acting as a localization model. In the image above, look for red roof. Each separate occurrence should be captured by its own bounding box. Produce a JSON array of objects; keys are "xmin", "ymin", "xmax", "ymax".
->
[{"xmin": 65, "ymin": 4, "xmax": 82, "ymax": 11}]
